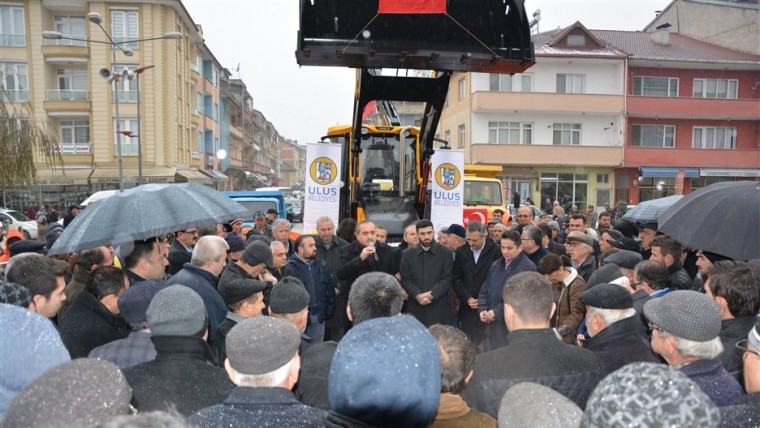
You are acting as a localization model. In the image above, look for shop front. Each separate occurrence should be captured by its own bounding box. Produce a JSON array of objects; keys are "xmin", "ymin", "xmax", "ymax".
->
[{"xmin": 2, "ymin": 169, "xmax": 93, "ymax": 213}]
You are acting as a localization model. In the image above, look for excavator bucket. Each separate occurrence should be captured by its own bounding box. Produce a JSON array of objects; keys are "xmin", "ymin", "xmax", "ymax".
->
[{"xmin": 296, "ymin": 0, "xmax": 535, "ymax": 74}]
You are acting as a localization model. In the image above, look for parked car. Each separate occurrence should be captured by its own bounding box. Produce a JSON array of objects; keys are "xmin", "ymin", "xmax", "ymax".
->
[
  {"xmin": 0, "ymin": 208, "xmax": 39, "ymax": 240},
  {"xmin": 286, "ymin": 198, "xmax": 304, "ymax": 223}
]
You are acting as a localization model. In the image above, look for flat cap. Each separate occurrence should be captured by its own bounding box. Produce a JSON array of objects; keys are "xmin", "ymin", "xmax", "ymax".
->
[
  {"xmin": 242, "ymin": 240, "xmax": 273, "ymax": 268},
  {"xmin": 0, "ymin": 281, "xmax": 32, "ymax": 308},
  {"xmin": 611, "ymin": 237, "xmax": 641, "ymax": 253},
  {"xmin": 269, "ymin": 277, "xmax": 310, "ymax": 315},
  {"xmin": 226, "ymin": 316, "xmax": 300, "ymax": 375},
  {"xmin": 579, "ymin": 283, "xmax": 632, "ymax": 309},
  {"xmin": 447, "ymin": 224, "xmax": 466, "ymax": 240},
  {"xmin": 643, "ymin": 290, "xmax": 721, "ymax": 342},
  {"xmin": 146, "ymin": 285, "xmax": 206, "ymax": 337},
  {"xmin": 604, "ymin": 250, "xmax": 643, "ymax": 271},
  {"xmin": 9, "ymin": 240, "xmax": 46, "ymax": 256},
  {"xmin": 566, "ymin": 231, "xmax": 593, "ymax": 247},
  {"xmin": 117, "ymin": 279, "xmax": 169, "ymax": 324},
  {"xmin": 219, "ymin": 277, "xmax": 266, "ymax": 307}
]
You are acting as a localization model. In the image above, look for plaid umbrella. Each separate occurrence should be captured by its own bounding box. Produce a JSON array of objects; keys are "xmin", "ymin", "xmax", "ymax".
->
[
  {"xmin": 658, "ymin": 181, "xmax": 760, "ymax": 261},
  {"xmin": 621, "ymin": 195, "xmax": 683, "ymax": 224},
  {"xmin": 48, "ymin": 183, "xmax": 250, "ymax": 255}
]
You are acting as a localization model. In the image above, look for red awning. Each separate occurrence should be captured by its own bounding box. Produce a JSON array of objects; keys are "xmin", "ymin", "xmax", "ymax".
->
[{"xmin": 378, "ymin": 0, "xmax": 446, "ymax": 14}]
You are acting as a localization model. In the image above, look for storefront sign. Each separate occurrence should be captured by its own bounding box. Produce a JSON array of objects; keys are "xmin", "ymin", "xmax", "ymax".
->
[
  {"xmin": 430, "ymin": 149, "xmax": 464, "ymax": 229},
  {"xmin": 303, "ymin": 143, "xmax": 342, "ymax": 234}
]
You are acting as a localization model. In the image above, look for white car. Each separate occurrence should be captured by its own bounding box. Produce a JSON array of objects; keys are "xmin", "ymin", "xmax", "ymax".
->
[{"xmin": 0, "ymin": 209, "xmax": 39, "ymax": 240}]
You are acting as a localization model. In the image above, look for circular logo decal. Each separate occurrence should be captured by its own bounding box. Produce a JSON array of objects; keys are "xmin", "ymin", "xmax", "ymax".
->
[
  {"xmin": 435, "ymin": 163, "xmax": 461, "ymax": 191},
  {"xmin": 309, "ymin": 157, "xmax": 337, "ymax": 185}
]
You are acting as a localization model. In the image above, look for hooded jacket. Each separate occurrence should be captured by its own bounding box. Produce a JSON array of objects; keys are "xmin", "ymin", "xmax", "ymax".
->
[{"xmin": 0, "ymin": 229, "xmax": 23, "ymax": 263}]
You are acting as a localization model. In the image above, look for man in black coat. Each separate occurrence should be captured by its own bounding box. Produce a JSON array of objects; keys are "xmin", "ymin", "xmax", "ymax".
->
[
  {"xmin": 189, "ymin": 316, "xmax": 326, "ymax": 427},
  {"xmin": 452, "ymin": 221, "xmax": 501, "ymax": 347},
  {"xmin": 337, "ymin": 221, "xmax": 398, "ymax": 293},
  {"xmin": 463, "ymin": 272, "xmax": 600, "ymax": 417},
  {"xmin": 62, "ymin": 204, "xmax": 79, "ymax": 228},
  {"xmin": 123, "ymin": 285, "xmax": 233, "ymax": 417},
  {"xmin": 579, "ymin": 283, "xmax": 660, "ymax": 378},
  {"xmin": 58, "ymin": 266, "xmax": 129, "ymax": 358},
  {"xmin": 650, "ymin": 235, "xmax": 691, "ymax": 290},
  {"xmin": 167, "ymin": 227, "xmax": 198, "ymax": 275},
  {"xmin": 400, "ymin": 219, "xmax": 454, "ymax": 327},
  {"xmin": 314, "ymin": 216, "xmax": 349, "ymax": 341}
]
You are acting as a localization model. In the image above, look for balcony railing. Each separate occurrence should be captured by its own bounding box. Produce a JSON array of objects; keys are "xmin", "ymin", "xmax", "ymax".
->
[
  {"xmin": 114, "ymin": 90, "xmax": 137, "ymax": 102},
  {"xmin": 0, "ymin": 34, "xmax": 25, "ymax": 46},
  {"xmin": 191, "ymin": 107, "xmax": 200, "ymax": 116},
  {"xmin": 43, "ymin": 37, "xmax": 86, "ymax": 47},
  {"xmin": 1, "ymin": 90, "xmax": 28, "ymax": 102},
  {"xmin": 46, "ymin": 89, "xmax": 89, "ymax": 101}
]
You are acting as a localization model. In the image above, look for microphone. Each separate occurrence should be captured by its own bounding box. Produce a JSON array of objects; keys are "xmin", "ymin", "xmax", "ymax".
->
[{"xmin": 368, "ymin": 241, "xmax": 379, "ymax": 262}]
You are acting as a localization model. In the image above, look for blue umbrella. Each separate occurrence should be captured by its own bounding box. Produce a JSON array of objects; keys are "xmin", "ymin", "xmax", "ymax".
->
[
  {"xmin": 48, "ymin": 183, "xmax": 250, "ymax": 255},
  {"xmin": 621, "ymin": 195, "xmax": 683, "ymax": 224}
]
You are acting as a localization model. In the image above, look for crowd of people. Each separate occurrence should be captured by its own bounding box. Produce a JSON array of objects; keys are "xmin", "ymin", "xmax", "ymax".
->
[{"xmin": 0, "ymin": 200, "xmax": 758, "ymax": 428}]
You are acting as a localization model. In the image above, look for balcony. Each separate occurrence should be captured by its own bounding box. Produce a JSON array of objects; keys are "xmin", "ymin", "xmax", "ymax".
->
[
  {"xmin": 472, "ymin": 92, "xmax": 624, "ymax": 114},
  {"xmin": 1, "ymin": 91, "xmax": 28, "ymax": 102},
  {"xmin": 627, "ymin": 96, "xmax": 760, "ymax": 120},
  {"xmin": 470, "ymin": 143, "xmax": 624, "ymax": 167},
  {"xmin": 624, "ymin": 147, "xmax": 760, "ymax": 169},
  {"xmin": 42, "ymin": 44, "xmax": 89, "ymax": 64},
  {"xmin": 189, "ymin": 62, "xmax": 200, "ymax": 83},
  {"xmin": 0, "ymin": 34, "xmax": 25, "ymax": 46},
  {"xmin": 114, "ymin": 90, "xmax": 137, "ymax": 102},
  {"xmin": 46, "ymin": 89, "xmax": 89, "ymax": 101}
]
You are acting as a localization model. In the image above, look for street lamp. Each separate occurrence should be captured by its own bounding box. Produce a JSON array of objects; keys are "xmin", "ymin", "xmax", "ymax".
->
[
  {"xmin": 42, "ymin": 13, "xmax": 182, "ymax": 190},
  {"xmin": 120, "ymin": 65, "xmax": 155, "ymax": 184}
]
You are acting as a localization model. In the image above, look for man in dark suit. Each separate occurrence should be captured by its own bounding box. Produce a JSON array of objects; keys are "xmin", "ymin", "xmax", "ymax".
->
[
  {"xmin": 337, "ymin": 221, "xmax": 398, "ymax": 295},
  {"xmin": 452, "ymin": 221, "xmax": 501, "ymax": 348}
]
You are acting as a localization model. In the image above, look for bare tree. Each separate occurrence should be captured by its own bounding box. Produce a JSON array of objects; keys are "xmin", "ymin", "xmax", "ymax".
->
[{"xmin": 0, "ymin": 96, "xmax": 62, "ymax": 194}]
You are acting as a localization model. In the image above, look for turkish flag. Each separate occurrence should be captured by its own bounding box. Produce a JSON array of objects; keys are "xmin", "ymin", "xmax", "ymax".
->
[
  {"xmin": 378, "ymin": 0, "xmax": 446, "ymax": 14},
  {"xmin": 362, "ymin": 100, "xmax": 378, "ymax": 121},
  {"xmin": 463, "ymin": 208, "xmax": 488, "ymax": 226}
]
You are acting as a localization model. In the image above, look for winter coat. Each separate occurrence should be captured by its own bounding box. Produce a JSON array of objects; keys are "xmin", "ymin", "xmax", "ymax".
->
[
  {"xmin": 462, "ymin": 328, "xmax": 600, "ymax": 418},
  {"xmin": 679, "ymin": 357, "xmax": 745, "ymax": 407},
  {"xmin": 582, "ymin": 315, "xmax": 660, "ymax": 378},
  {"xmin": 287, "ymin": 255, "xmax": 336, "ymax": 323},
  {"xmin": 337, "ymin": 239, "xmax": 398, "ymax": 288},
  {"xmin": 550, "ymin": 268, "xmax": 586, "ymax": 344},
  {"xmin": 720, "ymin": 393, "xmax": 760, "ymax": 428},
  {"xmin": 167, "ymin": 263, "xmax": 227, "ymax": 335},
  {"xmin": 478, "ymin": 252, "xmax": 537, "ymax": 351},
  {"xmin": 400, "ymin": 242, "xmax": 454, "ymax": 327},
  {"xmin": 295, "ymin": 341, "xmax": 338, "ymax": 411},
  {"xmin": 525, "ymin": 246, "xmax": 550, "ymax": 268},
  {"xmin": 207, "ymin": 312, "xmax": 243, "ymax": 366},
  {"xmin": 57, "ymin": 291, "xmax": 129, "ymax": 358},
  {"xmin": 167, "ymin": 238, "xmax": 192, "ymax": 275},
  {"xmin": 316, "ymin": 235, "xmax": 349, "ymax": 331},
  {"xmin": 0, "ymin": 229, "xmax": 23, "ymax": 262},
  {"xmin": 667, "ymin": 260, "xmax": 692, "ymax": 290},
  {"xmin": 718, "ymin": 317, "xmax": 756, "ymax": 384},
  {"xmin": 88, "ymin": 330, "xmax": 157, "ymax": 369},
  {"xmin": 59, "ymin": 265, "xmax": 91, "ymax": 314},
  {"xmin": 123, "ymin": 335, "xmax": 233, "ymax": 416},
  {"xmin": 429, "ymin": 393, "xmax": 496, "ymax": 428},
  {"xmin": 576, "ymin": 254, "xmax": 596, "ymax": 283},
  {"xmin": 189, "ymin": 386, "xmax": 327, "ymax": 428},
  {"xmin": 452, "ymin": 239, "xmax": 501, "ymax": 343}
]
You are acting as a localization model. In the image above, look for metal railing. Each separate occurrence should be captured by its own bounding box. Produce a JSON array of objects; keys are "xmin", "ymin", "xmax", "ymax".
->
[
  {"xmin": 1, "ymin": 90, "xmax": 28, "ymax": 102},
  {"xmin": 0, "ymin": 34, "xmax": 25, "ymax": 46},
  {"xmin": 46, "ymin": 89, "xmax": 89, "ymax": 101},
  {"xmin": 43, "ymin": 37, "xmax": 86, "ymax": 47}
]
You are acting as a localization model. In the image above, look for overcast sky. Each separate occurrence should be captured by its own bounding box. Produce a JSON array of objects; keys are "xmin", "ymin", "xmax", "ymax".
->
[{"xmin": 182, "ymin": 0, "xmax": 673, "ymax": 145}]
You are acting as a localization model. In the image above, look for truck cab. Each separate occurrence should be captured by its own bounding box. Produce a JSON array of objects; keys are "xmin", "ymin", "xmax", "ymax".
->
[{"xmin": 223, "ymin": 190, "xmax": 290, "ymax": 226}]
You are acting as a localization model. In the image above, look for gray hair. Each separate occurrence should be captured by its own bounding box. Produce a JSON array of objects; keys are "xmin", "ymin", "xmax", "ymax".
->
[
  {"xmin": 270, "ymin": 240, "xmax": 285, "ymax": 251},
  {"xmin": 523, "ymin": 225, "xmax": 543, "ymax": 246},
  {"xmin": 587, "ymin": 306, "xmax": 636, "ymax": 326},
  {"xmin": 230, "ymin": 355, "xmax": 296, "ymax": 387},
  {"xmin": 316, "ymin": 216, "xmax": 334, "ymax": 227},
  {"xmin": 191, "ymin": 236, "xmax": 228, "ymax": 266},
  {"xmin": 466, "ymin": 221, "xmax": 487, "ymax": 235},
  {"xmin": 493, "ymin": 223, "xmax": 507, "ymax": 233},
  {"xmin": 272, "ymin": 218, "xmax": 291, "ymax": 230},
  {"xmin": 659, "ymin": 331, "xmax": 724, "ymax": 360}
]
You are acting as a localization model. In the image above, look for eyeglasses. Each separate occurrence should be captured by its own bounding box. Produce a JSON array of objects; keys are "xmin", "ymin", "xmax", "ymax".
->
[
  {"xmin": 736, "ymin": 339, "xmax": 760, "ymax": 358},
  {"xmin": 630, "ymin": 281, "xmax": 643, "ymax": 289},
  {"xmin": 648, "ymin": 322, "xmax": 662, "ymax": 333},
  {"xmin": 517, "ymin": 214, "xmax": 531, "ymax": 218},
  {"xmin": 182, "ymin": 229, "xmax": 198, "ymax": 235}
]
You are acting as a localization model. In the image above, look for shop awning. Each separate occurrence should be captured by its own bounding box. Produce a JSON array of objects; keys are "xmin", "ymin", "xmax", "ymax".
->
[
  {"xmin": 640, "ymin": 167, "xmax": 699, "ymax": 178},
  {"xmin": 176, "ymin": 169, "xmax": 214, "ymax": 185},
  {"xmin": 699, "ymin": 168, "xmax": 760, "ymax": 178},
  {"xmin": 35, "ymin": 168, "xmax": 93, "ymax": 185},
  {"xmin": 91, "ymin": 167, "xmax": 177, "ymax": 184},
  {"xmin": 200, "ymin": 169, "xmax": 229, "ymax": 182}
]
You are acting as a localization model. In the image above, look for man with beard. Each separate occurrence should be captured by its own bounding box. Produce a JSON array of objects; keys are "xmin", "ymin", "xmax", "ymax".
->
[
  {"xmin": 401, "ymin": 219, "xmax": 454, "ymax": 327},
  {"xmin": 287, "ymin": 235, "xmax": 336, "ymax": 344},
  {"xmin": 338, "ymin": 221, "xmax": 398, "ymax": 291},
  {"xmin": 168, "ymin": 228, "xmax": 198, "ymax": 275}
]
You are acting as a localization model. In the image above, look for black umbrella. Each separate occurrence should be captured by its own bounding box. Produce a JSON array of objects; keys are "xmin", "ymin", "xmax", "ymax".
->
[
  {"xmin": 48, "ymin": 183, "xmax": 250, "ymax": 256},
  {"xmin": 658, "ymin": 181, "xmax": 760, "ymax": 261}
]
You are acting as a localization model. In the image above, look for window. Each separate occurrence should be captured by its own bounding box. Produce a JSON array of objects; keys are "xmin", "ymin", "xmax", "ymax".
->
[
  {"xmin": 489, "ymin": 74, "xmax": 511, "ymax": 92},
  {"xmin": 596, "ymin": 173, "xmax": 610, "ymax": 184},
  {"xmin": 567, "ymin": 34, "xmax": 585, "ymax": 46},
  {"xmin": 457, "ymin": 124, "xmax": 465, "ymax": 148},
  {"xmin": 197, "ymin": 130, "xmax": 203, "ymax": 151},
  {"xmin": 458, "ymin": 78, "xmax": 466, "ymax": 100},
  {"xmin": 203, "ymin": 95, "xmax": 213, "ymax": 117},
  {"xmin": 556, "ymin": 74, "xmax": 585, "ymax": 94},
  {"xmin": 213, "ymin": 103, "xmax": 219, "ymax": 122},
  {"xmin": 444, "ymin": 130, "xmax": 450, "ymax": 145},
  {"xmin": 488, "ymin": 121, "xmax": 532, "ymax": 145},
  {"xmin": 692, "ymin": 126, "xmax": 736, "ymax": 149},
  {"xmin": 111, "ymin": 10, "xmax": 138, "ymax": 49},
  {"xmin": 633, "ymin": 76, "xmax": 678, "ymax": 97},
  {"xmin": 59, "ymin": 120, "xmax": 90, "ymax": 154},
  {"xmin": 552, "ymin": 123, "xmax": 581, "ymax": 145},
  {"xmin": 51, "ymin": 69, "xmax": 88, "ymax": 100},
  {"xmin": 540, "ymin": 173, "xmax": 589, "ymax": 211},
  {"xmin": 197, "ymin": 93, "xmax": 203, "ymax": 114},
  {"xmin": 0, "ymin": 62, "xmax": 28, "ymax": 101},
  {"xmin": 112, "ymin": 65, "xmax": 138, "ymax": 102},
  {"xmin": 211, "ymin": 68, "xmax": 218, "ymax": 87},
  {"xmin": 638, "ymin": 177, "xmax": 675, "ymax": 202},
  {"xmin": 0, "ymin": 5, "xmax": 25, "ymax": 46},
  {"xmin": 630, "ymin": 124, "xmax": 675, "ymax": 148},
  {"xmin": 114, "ymin": 118, "xmax": 139, "ymax": 155},
  {"xmin": 521, "ymin": 74, "xmax": 533, "ymax": 92},
  {"xmin": 693, "ymin": 79, "xmax": 738, "ymax": 99},
  {"xmin": 50, "ymin": 16, "xmax": 86, "ymax": 46}
]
